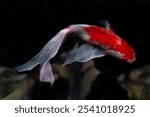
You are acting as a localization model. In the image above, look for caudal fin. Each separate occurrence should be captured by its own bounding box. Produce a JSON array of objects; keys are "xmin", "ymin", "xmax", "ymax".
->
[
  {"xmin": 15, "ymin": 55, "xmax": 40, "ymax": 72},
  {"xmin": 15, "ymin": 28, "xmax": 70, "ymax": 84},
  {"xmin": 40, "ymin": 61, "xmax": 55, "ymax": 85}
]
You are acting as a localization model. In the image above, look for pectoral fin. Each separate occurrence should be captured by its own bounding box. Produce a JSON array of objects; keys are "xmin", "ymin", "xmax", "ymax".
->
[
  {"xmin": 63, "ymin": 43, "xmax": 105, "ymax": 65},
  {"xmin": 40, "ymin": 62, "xmax": 54, "ymax": 85}
]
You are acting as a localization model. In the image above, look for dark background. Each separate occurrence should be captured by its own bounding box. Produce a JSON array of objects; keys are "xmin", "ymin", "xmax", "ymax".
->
[{"xmin": 0, "ymin": 0, "xmax": 150, "ymax": 99}]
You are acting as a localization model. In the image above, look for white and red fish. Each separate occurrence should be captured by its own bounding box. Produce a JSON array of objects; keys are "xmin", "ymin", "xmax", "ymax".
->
[{"xmin": 15, "ymin": 20, "xmax": 136, "ymax": 85}]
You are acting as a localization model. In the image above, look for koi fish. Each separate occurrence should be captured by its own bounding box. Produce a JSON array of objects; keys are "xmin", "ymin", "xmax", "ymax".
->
[{"xmin": 15, "ymin": 20, "xmax": 135, "ymax": 85}]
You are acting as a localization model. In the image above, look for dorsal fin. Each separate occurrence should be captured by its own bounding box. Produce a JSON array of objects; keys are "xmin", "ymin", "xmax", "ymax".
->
[{"xmin": 100, "ymin": 20, "xmax": 115, "ymax": 33}]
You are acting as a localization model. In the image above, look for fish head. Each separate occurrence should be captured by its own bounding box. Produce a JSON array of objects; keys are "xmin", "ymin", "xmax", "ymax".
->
[
  {"xmin": 119, "ymin": 38, "xmax": 136, "ymax": 63},
  {"xmin": 107, "ymin": 38, "xmax": 136, "ymax": 63}
]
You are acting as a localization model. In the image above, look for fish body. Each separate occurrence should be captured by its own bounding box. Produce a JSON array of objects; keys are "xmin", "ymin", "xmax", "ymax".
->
[
  {"xmin": 65, "ymin": 23, "xmax": 135, "ymax": 63},
  {"xmin": 82, "ymin": 26, "xmax": 135, "ymax": 63},
  {"xmin": 15, "ymin": 20, "xmax": 135, "ymax": 85}
]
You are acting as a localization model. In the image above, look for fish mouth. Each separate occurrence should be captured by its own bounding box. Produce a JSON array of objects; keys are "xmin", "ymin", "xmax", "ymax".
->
[{"xmin": 127, "ymin": 57, "xmax": 136, "ymax": 63}]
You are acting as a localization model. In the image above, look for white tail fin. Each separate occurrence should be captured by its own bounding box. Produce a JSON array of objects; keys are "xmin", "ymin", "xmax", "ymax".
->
[
  {"xmin": 15, "ymin": 28, "xmax": 70, "ymax": 84},
  {"xmin": 40, "ymin": 61, "xmax": 55, "ymax": 85}
]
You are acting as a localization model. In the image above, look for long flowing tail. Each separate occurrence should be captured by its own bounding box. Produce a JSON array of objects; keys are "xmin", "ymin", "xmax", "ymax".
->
[{"xmin": 15, "ymin": 28, "xmax": 70, "ymax": 85}]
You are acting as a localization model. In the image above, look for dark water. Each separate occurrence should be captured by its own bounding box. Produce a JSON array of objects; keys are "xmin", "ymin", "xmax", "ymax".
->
[{"xmin": 0, "ymin": 0, "xmax": 150, "ymax": 99}]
